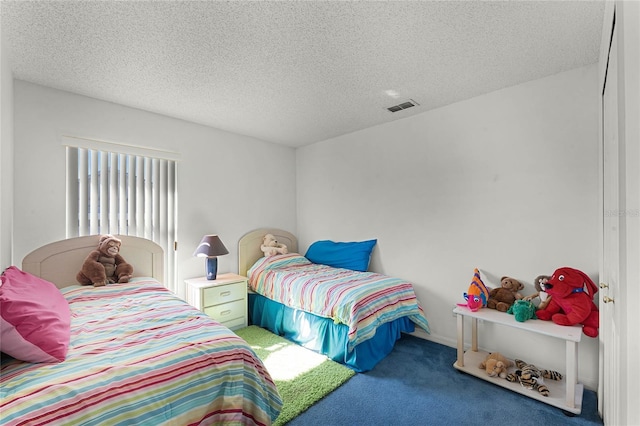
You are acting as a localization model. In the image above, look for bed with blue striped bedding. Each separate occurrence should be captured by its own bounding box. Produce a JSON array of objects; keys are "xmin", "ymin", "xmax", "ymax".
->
[
  {"xmin": 0, "ymin": 278, "xmax": 282, "ymax": 426},
  {"xmin": 247, "ymin": 254, "xmax": 430, "ymax": 370}
]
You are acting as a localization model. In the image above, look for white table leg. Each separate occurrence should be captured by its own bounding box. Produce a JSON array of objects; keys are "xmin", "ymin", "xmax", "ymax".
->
[
  {"xmin": 471, "ymin": 317, "xmax": 478, "ymax": 352},
  {"xmin": 566, "ymin": 340, "xmax": 577, "ymax": 408},
  {"xmin": 456, "ymin": 313, "xmax": 464, "ymax": 367}
]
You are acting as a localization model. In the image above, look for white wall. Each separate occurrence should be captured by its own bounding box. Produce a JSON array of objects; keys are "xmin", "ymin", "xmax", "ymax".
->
[
  {"xmin": 12, "ymin": 81, "xmax": 297, "ymax": 295},
  {"xmin": 297, "ymin": 65, "xmax": 600, "ymax": 389},
  {"xmin": 0, "ymin": 16, "xmax": 14, "ymax": 270}
]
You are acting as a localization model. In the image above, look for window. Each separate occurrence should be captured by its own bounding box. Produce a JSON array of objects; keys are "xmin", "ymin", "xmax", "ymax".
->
[{"xmin": 64, "ymin": 136, "xmax": 179, "ymax": 292}]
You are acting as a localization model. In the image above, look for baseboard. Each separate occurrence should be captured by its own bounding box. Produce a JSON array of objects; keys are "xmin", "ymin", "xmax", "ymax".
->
[{"xmin": 408, "ymin": 329, "xmax": 457, "ymax": 349}]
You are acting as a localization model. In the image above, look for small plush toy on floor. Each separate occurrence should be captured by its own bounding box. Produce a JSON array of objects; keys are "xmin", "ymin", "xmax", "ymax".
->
[{"xmin": 76, "ymin": 234, "xmax": 134, "ymax": 287}]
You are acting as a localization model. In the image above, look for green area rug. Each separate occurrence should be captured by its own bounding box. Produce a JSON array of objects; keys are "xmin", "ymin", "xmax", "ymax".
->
[{"xmin": 235, "ymin": 325, "xmax": 355, "ymax": 425}]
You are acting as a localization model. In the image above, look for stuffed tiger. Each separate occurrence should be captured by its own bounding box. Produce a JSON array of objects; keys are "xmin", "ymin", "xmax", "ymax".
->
[{"xmin": 505, "ymin": 359, "xmax": 563, "ymax": 397}]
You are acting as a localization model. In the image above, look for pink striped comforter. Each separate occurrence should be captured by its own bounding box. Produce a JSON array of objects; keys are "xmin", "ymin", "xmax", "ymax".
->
[
  {"xmin": 248, "ymin": 254, "xmax": 430, "ymax": 351},
  {"xmin": 0, "ymin": 279, "xmax": 282, "ymax": 426}
]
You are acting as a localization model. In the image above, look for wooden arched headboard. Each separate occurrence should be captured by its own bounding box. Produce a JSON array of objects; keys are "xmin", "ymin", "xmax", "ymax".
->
[
  {"xmin": 238, "ymin": 228, "xmax": 298, "ymax": 277},
  {"xmin": 22, "ymin": 235, "xmax": 164, "ymax": 289}
]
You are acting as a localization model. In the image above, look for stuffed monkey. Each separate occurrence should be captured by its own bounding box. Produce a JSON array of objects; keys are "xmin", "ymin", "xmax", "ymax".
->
[{"xmin": 76, "ymin": 234, "xmax": 134, "ymax": 287}]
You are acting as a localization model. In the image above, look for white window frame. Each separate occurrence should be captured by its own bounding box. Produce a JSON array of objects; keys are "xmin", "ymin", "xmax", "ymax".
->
[{"xmin": 63, "ymin": 135, "xmax": 179, "ymax": 292}]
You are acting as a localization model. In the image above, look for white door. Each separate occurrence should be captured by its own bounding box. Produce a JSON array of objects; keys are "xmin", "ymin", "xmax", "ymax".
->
[{"xmin": 600, "ymin": 16, "xmax": 622, "ymax": 426}]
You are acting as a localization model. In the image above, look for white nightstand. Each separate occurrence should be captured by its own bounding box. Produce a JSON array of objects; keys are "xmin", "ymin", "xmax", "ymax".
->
[{"xmin": 185, "ymin": 273, "xmax": 248, "ymax": 330}]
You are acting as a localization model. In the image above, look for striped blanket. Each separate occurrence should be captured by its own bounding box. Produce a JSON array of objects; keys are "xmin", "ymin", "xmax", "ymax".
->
[
  {"xmin": 248, "ymin": 254, "xmax": 430, "ymax": 351},
  {"xmin": 0, "ymin": 279, "xmax": 282, "ymax": 426}
]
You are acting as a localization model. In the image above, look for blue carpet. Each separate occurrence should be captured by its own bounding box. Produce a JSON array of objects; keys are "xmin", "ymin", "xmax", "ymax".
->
[{"xmin": 288, "ymin": 334, "xmax": 603, "ymax": 426}]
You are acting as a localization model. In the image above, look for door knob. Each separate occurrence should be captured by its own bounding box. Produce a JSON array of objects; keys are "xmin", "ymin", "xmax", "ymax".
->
[
  {"xmin": 599, "ymin": 283, "xmax": 609, "ymax": 289},
  {"xmin": 603, "ymin": 296, "xmax": 614, "ymax": 303}
]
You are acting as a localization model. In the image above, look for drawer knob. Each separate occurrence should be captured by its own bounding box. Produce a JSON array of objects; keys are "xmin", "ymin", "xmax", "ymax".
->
[
  {"xmin": 603, "ymin": 296, "xmax": 614, "ymax": 304},
  {"xmin": 220, "ymin": 291, "xmax": 231, "ymax": 297},
  {"xmin": 220, "ymin": 310, "xmax": 231, "ymax": 316},
  {"xmin": 599, "ymin": 283, "xmax": 609, "ymax": 289}
]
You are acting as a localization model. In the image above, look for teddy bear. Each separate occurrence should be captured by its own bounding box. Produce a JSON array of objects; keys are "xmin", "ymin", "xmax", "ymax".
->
[
  {"xmin": 76, "ymin": 234, "xmax": 134, "ymax": 287},
  {"xmin": 523, "ymin": 275, "xmax": 552, "ymax": 310},
  {"xmin": 535, "ymin": 267, "xmax": 599, "ymax": 337},
  {"xmin": 260, "ymin": 233, "xmax": 288, "ymax": 257},
  {"xmin": 478, "ymin": 352, "xmax": 513, "ymax": 379},
  {"xmin": 486, "ymin": 276, "xmax": 524, "ymax": 312}
]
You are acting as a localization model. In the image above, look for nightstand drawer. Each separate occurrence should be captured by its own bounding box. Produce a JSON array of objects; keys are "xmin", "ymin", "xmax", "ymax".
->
[
  {"xmin": 202, "ymin": 281, "xmax": 245, "ymax": 307},
  {"xmin": 217, "ymin": 316, "xmax": 246, "ymax": 331},
  {"xmin": 204, "ymin": 299, "xmax": 245, "ymax": 323}
]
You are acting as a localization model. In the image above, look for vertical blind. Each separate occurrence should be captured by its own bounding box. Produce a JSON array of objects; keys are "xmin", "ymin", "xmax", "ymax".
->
[{"xmin": 65, "ymin": 142, "xmax": 178, "ymax": 292}]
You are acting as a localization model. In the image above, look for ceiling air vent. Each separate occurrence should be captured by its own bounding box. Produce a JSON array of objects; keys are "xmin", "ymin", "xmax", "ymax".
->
[{"xmin": 387, "ymin": 99, "xmax": 419, "ymax": 113}]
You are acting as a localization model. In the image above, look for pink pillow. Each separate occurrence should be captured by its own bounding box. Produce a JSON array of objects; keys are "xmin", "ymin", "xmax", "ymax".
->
[{"xmin": 0, "ymin": 266, "xmax": 71, "ymax": 363}]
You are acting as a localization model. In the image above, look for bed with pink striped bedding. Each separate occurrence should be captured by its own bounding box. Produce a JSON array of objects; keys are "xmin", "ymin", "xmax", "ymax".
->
[
  {"xmin": 0, "ymin": 279, "xmax": 282, "ymax": 426},
  {"xmin": 248, "ymin": 254, "xmax": 430, "ymax": 352}
]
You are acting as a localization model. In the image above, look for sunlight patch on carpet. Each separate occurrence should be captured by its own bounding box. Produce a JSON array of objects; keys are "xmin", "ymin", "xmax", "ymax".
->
[
  {"xmin": 261, "ymin": 344, "xmax": 326, "ymax": 381},
  {"xmin": 236, "ymin": 326, "xmax": 355, "ymax": 425}
]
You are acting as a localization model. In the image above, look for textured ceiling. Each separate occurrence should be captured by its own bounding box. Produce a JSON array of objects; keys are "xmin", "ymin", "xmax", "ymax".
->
[{"xmin": 1, "ymin": 1, "xmax": 605, "ymax": 147}]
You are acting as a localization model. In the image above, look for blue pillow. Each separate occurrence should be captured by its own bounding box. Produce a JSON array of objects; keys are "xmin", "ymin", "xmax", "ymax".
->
[{"xmin": 304, "ymin": 239, "xmax": 377, "ymax": 272}]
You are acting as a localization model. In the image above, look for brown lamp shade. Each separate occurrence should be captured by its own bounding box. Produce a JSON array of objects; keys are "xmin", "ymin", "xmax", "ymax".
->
[{"xmin": 193, "ymin": 234, "xmax": 229, "ymax": 258}]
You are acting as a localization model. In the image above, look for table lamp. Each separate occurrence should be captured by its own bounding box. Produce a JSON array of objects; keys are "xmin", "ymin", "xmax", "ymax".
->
[{"xmin": 194, "ymin": 234, "xmax": 229, "ymax": 280}]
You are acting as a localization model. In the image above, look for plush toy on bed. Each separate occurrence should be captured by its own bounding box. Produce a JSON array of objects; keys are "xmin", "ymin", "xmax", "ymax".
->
[
  {"xmin": 486, "ymin": 276, "xmax": 524, "ymax": 312},
  {"xmin": 76, "ymin": 234, "xmax": 134, "ymax": 287},
  {"xmin": 260, "ymin": 233, "xmax": 288, "ymax": 257},
  {"xmin": 478, "ymin": 352, "xmax": 513, "ymax": 379},
  {"xmin": 535, "ymin": 267, "xmax": 599, "ymax": 337}
]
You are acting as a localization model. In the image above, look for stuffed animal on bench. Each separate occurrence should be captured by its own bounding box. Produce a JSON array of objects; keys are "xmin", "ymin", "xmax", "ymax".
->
[
  {"xmin": 507, "ymin": 299, "xmax": 537, "ymax": 322},
  {"xmin": 506, "ymin": 359, "xmax": 563, "ymax": 397},
  {"xmin": 77, "ymin": 234, "xmax": 134, "ymax": 287},
  {"xmin": 535, "ymin": 267, "xmax": 599, "ymax": 337},
  {"xmin": 458, "ymin": 268, "xmax": 490, "ymax": 312},
  {"xmin": 479, "ymin": 352, "xmax": 513, "ymax": 379},
  {"xmin": 523, "ymin": 274, "xmax": 552, "ymax": 310},
  {"xmin": 486, "ymin": 276, "xmax": 524, "ymax": 312}
]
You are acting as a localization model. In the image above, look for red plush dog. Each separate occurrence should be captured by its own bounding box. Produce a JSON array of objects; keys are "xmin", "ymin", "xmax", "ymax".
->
[{"xmin": 535, "ymin": 267, "xmax": 599, "ymax": 337}]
